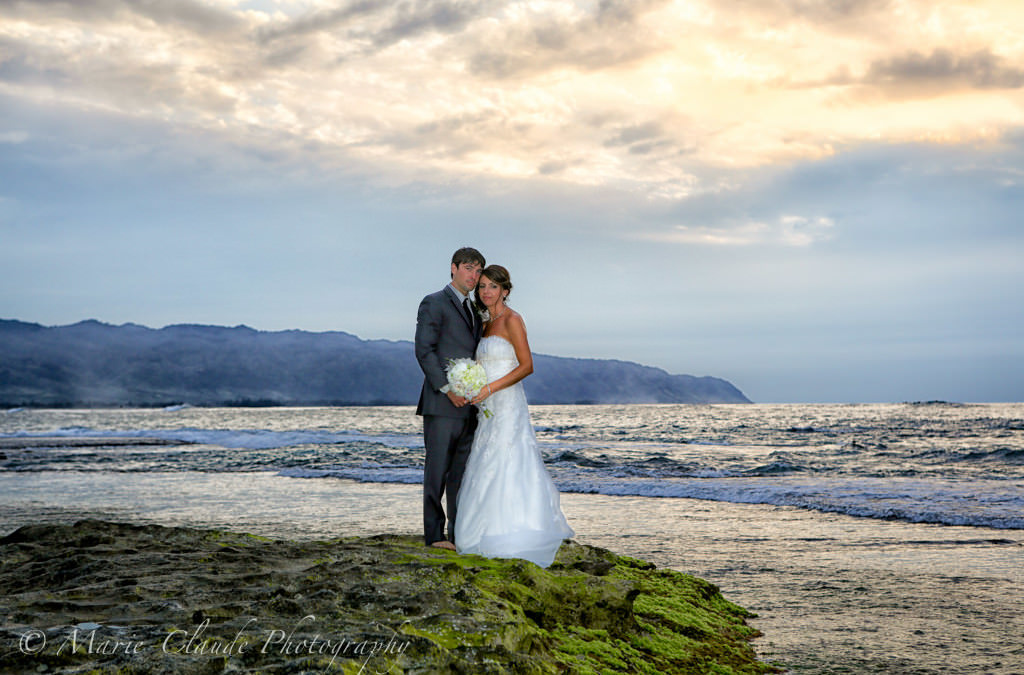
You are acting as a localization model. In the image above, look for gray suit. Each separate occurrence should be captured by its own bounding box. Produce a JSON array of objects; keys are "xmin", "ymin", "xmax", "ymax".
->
[{"xmin": 415, "ymin": 285, "xmax": 482, "ymax": 545}]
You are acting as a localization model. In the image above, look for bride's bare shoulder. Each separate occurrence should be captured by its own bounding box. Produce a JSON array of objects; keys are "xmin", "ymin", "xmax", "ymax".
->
[
  {"xmin": 505, "ymin": 311, "xmax": 528, "ymax": 335},
  {"xmin": 485, "ymin": 310, "xmax": 526, "ymax": 343}
]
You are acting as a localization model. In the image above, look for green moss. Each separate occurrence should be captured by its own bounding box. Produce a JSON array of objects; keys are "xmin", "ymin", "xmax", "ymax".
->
[
  {"xmin": 548, "ymin": 626, "xmax": 655, "ymax": 674},
  {"xmin": 1, "ymin": 523, "xmax": 782, "ymax": 674},
  {"xmin": 401, "ymin": 619, "xmax": 489, "ymax": 649},
  {"xmin": 381, "ymin": 538, "xmax": 777, "ymax": 674},
  {"xmin": 606, "ymin": 556, "xmax": 771, "ymax": 674}
]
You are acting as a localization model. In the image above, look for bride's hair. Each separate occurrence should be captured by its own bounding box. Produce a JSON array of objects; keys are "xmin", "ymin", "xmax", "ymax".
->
[{"xmin": 475, "ymin": 265, "xmax": 512, "ymax": 314}]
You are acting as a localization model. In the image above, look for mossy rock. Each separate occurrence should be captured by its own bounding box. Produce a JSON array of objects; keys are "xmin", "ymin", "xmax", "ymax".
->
[{"xmin": 0, "ymin": 520, "xmax": 781, "ymax": 673}]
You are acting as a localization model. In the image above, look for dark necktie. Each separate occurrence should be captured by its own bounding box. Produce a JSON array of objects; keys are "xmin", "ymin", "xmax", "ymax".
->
[{"xmin": 463, "ymin": 299, "xmax": 475, "ymax": 329}]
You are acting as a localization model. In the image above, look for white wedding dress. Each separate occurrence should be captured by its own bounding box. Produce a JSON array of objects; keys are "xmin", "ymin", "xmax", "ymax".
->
[{"xmin": 455, "ymin": 335, "xmax": 574, "ymax": 568}]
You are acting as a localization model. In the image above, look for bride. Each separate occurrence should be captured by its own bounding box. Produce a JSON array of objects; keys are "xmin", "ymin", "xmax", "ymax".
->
[{"xmin": 454, "ymin": 265, "xmax": 574, "ymax": 568}]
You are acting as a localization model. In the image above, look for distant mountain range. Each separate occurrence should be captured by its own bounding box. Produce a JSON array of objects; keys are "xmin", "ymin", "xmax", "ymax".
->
[{"xmin": 0, "ymin": 319, "xmax": 751, "ymax": 407}]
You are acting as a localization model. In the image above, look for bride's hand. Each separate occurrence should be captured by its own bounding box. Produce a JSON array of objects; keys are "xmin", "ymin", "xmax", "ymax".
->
[{"xmin": 471, "ymin": 384, "xmax": 493, "ymax": 405}]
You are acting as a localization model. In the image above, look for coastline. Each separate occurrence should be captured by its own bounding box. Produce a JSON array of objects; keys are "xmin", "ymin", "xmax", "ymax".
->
[{"xmin": 1, "ymin": 519, "xmax": 774, "ymax": 674}]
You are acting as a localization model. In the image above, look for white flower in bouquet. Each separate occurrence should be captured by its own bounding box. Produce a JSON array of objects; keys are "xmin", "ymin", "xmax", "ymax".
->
[{"xmin": 445, "ymin": 358, "xmax": 493, "ymax": 418}]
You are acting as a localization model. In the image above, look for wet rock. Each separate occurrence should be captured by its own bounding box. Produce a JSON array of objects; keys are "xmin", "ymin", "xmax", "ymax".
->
[{"xmin": 0, "ymin": 519, "xmax": 778, "ymax": 673}]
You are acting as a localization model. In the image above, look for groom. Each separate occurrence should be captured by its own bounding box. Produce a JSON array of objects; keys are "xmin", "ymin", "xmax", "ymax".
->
[{"xmin": 415, "ymin": 247, "xmax": 486, "ymax": 549}]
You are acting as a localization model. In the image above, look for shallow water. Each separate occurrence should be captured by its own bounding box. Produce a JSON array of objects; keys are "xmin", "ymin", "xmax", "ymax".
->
[{"xmin": 4, "ymin": 403, "xmax": 1023, "ymax": 528}]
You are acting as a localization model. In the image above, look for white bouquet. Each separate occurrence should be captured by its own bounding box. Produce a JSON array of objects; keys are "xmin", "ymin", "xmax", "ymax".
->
[{"xmin": 445, "ymin": 358, "xmax": 493, "ymax": 418}]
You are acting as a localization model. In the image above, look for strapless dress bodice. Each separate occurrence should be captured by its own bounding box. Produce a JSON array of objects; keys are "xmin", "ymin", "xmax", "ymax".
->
[{"xmin": 476, "ymin": 335, "xmax": 518, "ymax": 380}]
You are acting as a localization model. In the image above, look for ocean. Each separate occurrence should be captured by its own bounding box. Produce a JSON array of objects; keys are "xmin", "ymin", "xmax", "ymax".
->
[{"xmin": 2, "ymin": 403, "xmax": 1022, "ymax": 674}]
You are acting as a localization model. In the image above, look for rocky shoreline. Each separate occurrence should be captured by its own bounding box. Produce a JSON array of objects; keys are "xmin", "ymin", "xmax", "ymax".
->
[{"xmin": 0, "ymin": 520, "xmax": 778, "ymax": 673}]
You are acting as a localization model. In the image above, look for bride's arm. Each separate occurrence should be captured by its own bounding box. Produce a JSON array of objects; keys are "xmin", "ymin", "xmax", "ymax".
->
[{"xmin": 471, "ymin": 314, "xmax": 533, "ymax": 403}]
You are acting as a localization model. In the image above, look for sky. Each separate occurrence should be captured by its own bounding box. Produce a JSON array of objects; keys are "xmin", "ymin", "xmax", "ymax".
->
[{"xmin": 2, "ymin": 0, "xmax": 1023, "ymax": 403}]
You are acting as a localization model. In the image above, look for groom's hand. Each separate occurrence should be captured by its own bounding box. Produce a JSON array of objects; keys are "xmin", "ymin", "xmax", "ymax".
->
[{"xmin": 446, "ymin": 391, "xmax": 468, "ymax": 407}]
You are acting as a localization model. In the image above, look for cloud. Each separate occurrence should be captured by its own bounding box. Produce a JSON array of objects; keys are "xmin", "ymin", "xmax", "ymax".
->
[
  {"xmin": 605, "ymin": 120, "xmax": 665, "ymax": 146},
  {"xmin": 256, "ymin": 1, "xmax": 381, "ymax": 42},
  {"xmin": 0, "ymin": 131, "xmax": 29, "ymax": 143},
  {"xmin": 402, "ymin": 109, "xmax": 514, "ymax": 158},
  {"xmin": 726, "ymin": 0, "xmax": 893, "ymax": 23},
  {"xmin": 257, "ymin": 0, "xmax": 496, "ymax": 60},
  {"xmin": 636, "ymin": 216, "xmax": 836, "ymax": 247},
  {"xmin": 0, "ymin": 0, "xmax": 242, "ymax": 35},
  {"xmin": 467, "ymin": 0, "xmax": 669, "ymax": 79},
  {"xmin": 0, "ymin": 30, "xmax": 238, "ymax": 117},
  {"xmin": 600, "ymin": 119, "xmax": 691, "ymax": 157},
  {"xmin": 2, "ymin": 0, "xmax": 1023, "ymax": 199},
  {"xmin": 862, "ymin": 48, "xmax": 1024, "ymax": 95},
  {"xmin": 375, "ymin": 0, "xmax": 488, "ymax": 47},
  {"xmin": 800, "ymin": 47, "xmax": 1024, "ymax": 101}
]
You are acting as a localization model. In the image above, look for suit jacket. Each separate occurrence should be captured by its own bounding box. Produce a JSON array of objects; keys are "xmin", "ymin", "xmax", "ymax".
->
[{"xmin": 415, "ymin": 285, "xmax": 483, "ymax": 417}]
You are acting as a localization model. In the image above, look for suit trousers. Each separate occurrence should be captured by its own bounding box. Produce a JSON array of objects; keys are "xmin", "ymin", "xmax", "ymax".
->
[{"xmin": 422, "ymin": 413, "xmax": 477, "ymax": 545}]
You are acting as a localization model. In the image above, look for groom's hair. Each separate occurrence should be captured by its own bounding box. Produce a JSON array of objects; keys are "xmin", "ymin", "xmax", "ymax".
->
[{"xmin": 451, "ymin": 247, "xmax": 486, "ymax": 274}]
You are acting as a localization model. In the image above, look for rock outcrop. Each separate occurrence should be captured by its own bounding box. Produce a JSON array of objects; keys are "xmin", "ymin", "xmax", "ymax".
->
[{"xmin": 0, "ymin": 520, "xmax": 777, "ymax": 673}]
